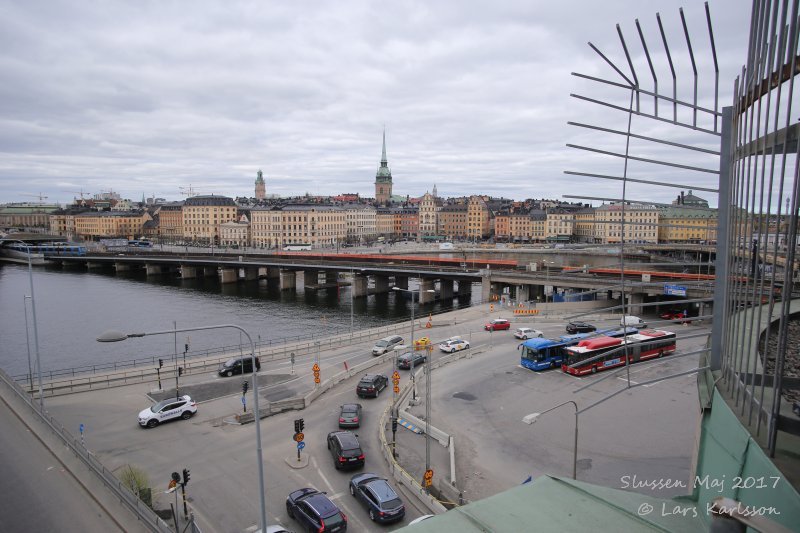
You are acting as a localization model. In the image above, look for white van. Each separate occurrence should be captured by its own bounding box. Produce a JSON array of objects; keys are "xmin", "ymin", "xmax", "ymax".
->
[
  {"xmin": 621, "ymin": 315, "xmax": 647, "ymax": 329},
  {"xmin": 372, "ymin": 335, "xmax": 404, "ymax": 356}
]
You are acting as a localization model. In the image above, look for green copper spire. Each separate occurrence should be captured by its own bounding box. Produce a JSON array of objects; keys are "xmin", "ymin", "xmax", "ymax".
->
[
  {"xmin": 381, "ymin": 128, "xmax": 388, "ymax": 165},
  {"xmin": 376, "ymin": 128, "xmax": 392, "ymax": 181}
]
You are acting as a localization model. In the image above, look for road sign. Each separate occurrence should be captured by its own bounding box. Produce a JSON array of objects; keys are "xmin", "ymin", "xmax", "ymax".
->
[
  {"xmin": 297, "ymin": 441, "xmax": 306, "ymax": 450},
  {"xmin": 312, "ymin": 363, "xmax": 320, "ymax": 372},
  {"xmin": 423, "ymin": 469, "xmax": 434, "ymax": 487},
  {"xmin": 392, "ymin": 371, "xmax": 400, "ymax": 380},
  {"xmin": 393, "ymin": 385, "xmax": 400, "ymax": 393},
  {"xmin": 79, "ymin": 423, "xmax": 84, "ymax": 433},
  {"xmin": 314, "ymin": 377, "xmax": 321, "ymax": 384},
  {"xmin": 664, "ymin": 284, "xmax": 687, "ymax": 296},
  {"xmin": 294, "ymin": 432, "xmax": 304, "ymax": 442}
]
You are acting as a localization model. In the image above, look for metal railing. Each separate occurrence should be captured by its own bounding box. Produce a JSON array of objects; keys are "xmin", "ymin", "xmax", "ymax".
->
[{"xmin": 0, "ymin": 367, "xmax": 172, "ymax": 532}]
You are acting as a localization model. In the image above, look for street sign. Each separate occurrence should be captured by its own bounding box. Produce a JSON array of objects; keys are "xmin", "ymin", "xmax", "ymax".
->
[
  {"xmin": 294, "ymin": 432, "xmax": 305, "ymax": 442},
  {"xmin": 423, "ymin": 469, "xmax": 434, "ymax": 487},
  {"xmin": 314, "ymin": 377, "xmax": 321, "ymax": 384},
  {"xmin": 664, "ymin": 284, "xmax": 687, "ymax": 296},
  {"xmin": 79, "ymin": 423, "xmax": 84, "ymax": 433},
  {"xmin": 297, "ymin": 441, "xmax": 306, "ymax": 450},
  {"xmin": 312, "ymin": 363, "xmax": 320, "ymax": 372},
  {"xmin": 392, "ymin": 371, "xmax": 400, "ymax": 380},
  {"xmin": 393, "ymin": 385, "xmax": 400, "ymax": 393},
  {"xmin": 241, "ymin": 397, "xmax": 246, "ymax": 405}
]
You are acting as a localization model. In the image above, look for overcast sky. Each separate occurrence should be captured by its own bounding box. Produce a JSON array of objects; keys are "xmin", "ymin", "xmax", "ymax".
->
[{"xmin": 0, "ymin": 1, "xmax": 751, "ymax": 207}]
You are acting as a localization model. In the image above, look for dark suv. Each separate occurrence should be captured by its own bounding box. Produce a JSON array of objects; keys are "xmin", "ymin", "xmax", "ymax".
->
[
  {"xmin": 356, "ymin": 374, "xmax": 388, "ymax": 398},
  {"xmin": 327, "ymin": 431, "xmax": 365, "ymax": 470},
  {"xmin": 286, "ymin": 487, "xmax": 348, "ymax": 532},
  {"xmin": 566, "ymin": 321, "xmax": 596, "ymax": 334},
  {"xmin": 218, "ymin": 356, "xmax": 261, "ymax": 377}
]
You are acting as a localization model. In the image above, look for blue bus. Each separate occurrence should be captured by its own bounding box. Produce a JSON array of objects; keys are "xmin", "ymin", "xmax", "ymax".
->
[{"xmin": 518, "ymin": 327, "xmax": 638, "ymax": 371}]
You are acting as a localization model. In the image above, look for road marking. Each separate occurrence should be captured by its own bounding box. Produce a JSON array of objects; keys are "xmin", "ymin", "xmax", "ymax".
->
[
  {"xmin": 327, "ymin": 491, "xmax": 345, "ymax": 501},
  {"xmin": 315, "ymin": 461, "xmax": 335, "ymax": 493},
  {"xmin": 617, "ymin": 377, "xmax": 639, "ymax": 385}
]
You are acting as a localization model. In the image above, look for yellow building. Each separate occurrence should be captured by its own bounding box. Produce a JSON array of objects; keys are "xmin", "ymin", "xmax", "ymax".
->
[
  {"xmin": 573, "ymin": 208, "xmax": 596, "ymax": 243},
  {"xmin": 594, "ymin": 203, "xmax": 659, "ymax": 244},
  {"xmin": 74, "ymin": 211, "xmax": 151, "ymax": 240},
  {"xmin": 182, "ymin": 195, "xmax": 238, "ymax": 244},
  {"xmin": 155, "ymin": 202, "xmax": 184, "ymax": 241},
  {"xmin": 545, "ymin": 209, "xmax": 575, "ymax": 242},
  {"xmin": 250, "ymin": 205, "xmax": 346, "ymax": 249},
  {"xmin": 658, "ymin": 206, "xmax": 717, "ymax": 243},
  {"xmin": 467, "ymin": 196, "xmax": 491, "ymax": 240}
]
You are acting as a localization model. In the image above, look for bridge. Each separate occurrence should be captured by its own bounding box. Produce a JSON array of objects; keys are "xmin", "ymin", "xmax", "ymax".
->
[{"xmin": 47, "ymin": 251, "xmax": 722, "ymax": 315}]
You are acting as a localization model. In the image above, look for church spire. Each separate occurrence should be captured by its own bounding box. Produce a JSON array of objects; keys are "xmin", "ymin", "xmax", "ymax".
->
[{"xmin": 380, "ymin": 128, "xmax": 388, "ymax": 166}]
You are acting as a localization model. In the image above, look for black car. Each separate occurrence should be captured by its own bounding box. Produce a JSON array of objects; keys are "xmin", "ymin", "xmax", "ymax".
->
[
  {"xmin": 566, "ymin": 321, "xmax": 596, "ymax": 334},
  {"xmin": 339, "ymin": 403, "xmax": 362, "ymax": 429},
  {"xmin": 349, "ymin": 473, "xmax": 405, "ymax": 523},
  {"xmin": 397, "ymin": 352, "xmax": 426, "ymax": 370},
  {"xmin": 327, "ymin": 431, "xmax": 365, "ymax": 470},
  {"xmin": 356, "ymin": 374, "xmax": 388, "ymax": 398},
  {"xmin": 286, "ymin": 487, "xmax": 348, "ymax": 533},
  {"xmin": 218, "ymin": 356, "xmax": 261, "ymax": 377}
]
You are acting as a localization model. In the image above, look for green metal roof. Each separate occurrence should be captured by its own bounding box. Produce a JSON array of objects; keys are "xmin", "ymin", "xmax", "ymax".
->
[{"xmin": 401, "ymin": 476, "xmax": 705, "ymax": 533}]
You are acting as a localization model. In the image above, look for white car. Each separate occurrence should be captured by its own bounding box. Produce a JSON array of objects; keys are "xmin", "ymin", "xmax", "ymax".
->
[
  {"xmin": 438, "ymin": 337, "xmax": 470, "ymax": 353},
  {"xmin": 514, "ymin": 327, "xmax": 544, "ymax": 340},
  {"xmin": 138, "ymin": 395, "xmax": 197, "ymax": 428}
]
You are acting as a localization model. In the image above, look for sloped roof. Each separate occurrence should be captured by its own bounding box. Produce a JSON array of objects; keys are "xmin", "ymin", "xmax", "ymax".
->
[{"xmin": 401, "ymin": 476, "xmax": 705, "ymax": 533}]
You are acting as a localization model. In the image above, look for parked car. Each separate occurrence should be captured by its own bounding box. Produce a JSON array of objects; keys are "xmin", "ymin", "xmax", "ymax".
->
[
  {"xmin": 438, "ymin": 337, "xmax": 470, "ymax": 353},
  {"xmin": 566, "ymin": 321, "xmax": 596, "ymax": 334},
  {"xmin": 339, "ymin": 403, "xmax": 362, "ymax": 429},
  {"xmin": 285, "ymin": 487, "xmax": 348, "ymax": 532},
  {"xmin": 349, "ymin": 473, "xmax": 405, "ymax": 523},
  {"xmin": 138, "ymin": 395, "xmax": 197, "ymax": 428},
  {"xmin": 484, "ymin": 318, "xmax": 511, "ymax": 331},
  {"xmin": 372, "ymin": 335, "xmax": 404, "ymax": 355},
  {"xmin": 513, "ymin": 327, "xmax": 544, "ymax": 340},
  {"xmin": 218, "ymin": 356, "xmax": 261, "ymax": 377},
  {"xmin": 660, "ymin": 310, "xmax": 690, "ymax": 322},
  {"xmin": 398, "ymin": 352, "xmax": 426, "ymax": 369},
  {"xmin": 356, "ymin": 374, "xmax": 388, "ymax": 398},
  {"xmin": 327, "ymin": 431, "xmax": 365, "ymax": 470}
]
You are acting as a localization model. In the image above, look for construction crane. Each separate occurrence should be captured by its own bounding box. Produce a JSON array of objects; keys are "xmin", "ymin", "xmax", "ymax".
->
[
  {"xmin": 179, "ymin": 185, "xmax": 203, "ymax": 197},
  {"xmin": 22, "ymin": 193, "xmax": 49, "ymax": 202},
  {"xmin": 63, "ymin": 189, "xmax": 90, "ymax": 200}
]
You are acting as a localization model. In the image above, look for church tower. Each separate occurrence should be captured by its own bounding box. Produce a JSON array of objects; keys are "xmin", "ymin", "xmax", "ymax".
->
[
  {"xmin": 374, "ymin": 130, "xmax": 392, "ymax": 205},
  {"xmin": 255, "ymin": 169, "xmax": 266, "ymax": 200}
]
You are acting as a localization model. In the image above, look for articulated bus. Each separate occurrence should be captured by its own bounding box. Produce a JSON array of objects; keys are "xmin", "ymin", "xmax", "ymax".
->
[
  {"xmin": 518, "ymin": 327, "xmax": 638, "ymax": 371},
  {"xmin": 561, "ymin": 329, "xmax": 677, "ymax": 376}
]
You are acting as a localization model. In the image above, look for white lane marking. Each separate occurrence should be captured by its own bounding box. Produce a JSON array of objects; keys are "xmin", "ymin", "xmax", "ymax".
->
[
  {"xmin": 617, "ymin": 377, "xmax": 639, "ymax": 385},
  {"xmin": 317, "ymin": 465, "xmax": 335, "ymax": 494},
  {"xmin": 327, "ymin": 491, "xmax": 345, "ymax": 501}
]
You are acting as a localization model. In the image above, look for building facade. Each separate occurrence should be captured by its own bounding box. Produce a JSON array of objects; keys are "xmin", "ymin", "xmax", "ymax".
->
[
  {"xmin": 439, "ymin": 203, "xmax": 468, "ymax": 239},
  {"xmin": 74, "ymin": 211, "xmax": 151, "ymax": 240},
  {"xmin": 181, "ymin": 195, "xmax": 238, "ymax": 244},
  {"xmin": 255, "ymin": 170, "xmax": 266, "ymax": 200},
  {"xmin": 594, "ymin": 203, "xmax": 659, "ymax": 244}
]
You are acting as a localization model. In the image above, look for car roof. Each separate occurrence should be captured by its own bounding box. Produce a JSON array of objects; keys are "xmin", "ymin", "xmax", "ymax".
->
[
  {"xmin": 332, "ymin": 431, "xmax": 360, "ymax": 448},
  {"xmin": 364, "ymin": 478, "xmax": 398, "ymax": 501},
  {"xmin": 341, "ymin": 403, "xmax": 360, "ymax": 411},
  {"xmin": 304, "ymin": 493, "xmax": 339, "ymax": 517}
]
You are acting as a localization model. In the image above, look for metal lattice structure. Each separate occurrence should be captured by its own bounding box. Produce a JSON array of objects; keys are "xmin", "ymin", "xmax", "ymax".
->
[{"xmin": 566, "ymin": 0, "xmax": 800, "ymax": 471}]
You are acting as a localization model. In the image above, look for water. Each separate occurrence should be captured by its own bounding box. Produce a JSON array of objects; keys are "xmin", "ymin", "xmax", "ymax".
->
[{"xmin": 0, "ymin": 263, "xmax": 476, "ymax": 377}]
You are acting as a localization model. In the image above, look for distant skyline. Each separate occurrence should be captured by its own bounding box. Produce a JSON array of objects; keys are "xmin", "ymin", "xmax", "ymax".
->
[{"xmin": 0, "ymin": 1, "xmax": 750, "ymax": 207}]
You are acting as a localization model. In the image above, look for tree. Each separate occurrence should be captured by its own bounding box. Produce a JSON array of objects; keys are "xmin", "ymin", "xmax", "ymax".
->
[{"xmin": 119, "ymin": 464, "xmax": 152, "ymax": 508}]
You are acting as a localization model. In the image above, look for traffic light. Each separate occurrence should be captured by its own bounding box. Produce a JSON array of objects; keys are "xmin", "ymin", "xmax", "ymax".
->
[
  {"xmin": 182, "ymin": 468, "xmax": 190, "ymax": 485},
  {"xmin": 392, "ymin": 417, "xmax": 398, "ymax": 433},
  {"xmin": 185, "ymin": 343, "xmax": 189, "ymax": 353},
  {"xmin": 298, "ymin": 418, "xmax": 305, "ymax": 432},
  {"xmin": 158, "ymin": 358, "xmax": 163, "ymax": 368},
  {"xmin": 178, "ymin": 367, "xmax": 183, "ymax": 376},
  {"xmin": 242, "ymin": 380, "xmax": 249, "ymax": 394},
  {"xmin": 294, "ymin": 419, "xmax": 300, "ymax": 433}
]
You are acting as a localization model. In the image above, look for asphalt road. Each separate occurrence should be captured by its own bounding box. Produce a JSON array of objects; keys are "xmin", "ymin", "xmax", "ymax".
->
[{"xmin": 38, "ymin": 307, "xmax": 707, "ymax": 531}]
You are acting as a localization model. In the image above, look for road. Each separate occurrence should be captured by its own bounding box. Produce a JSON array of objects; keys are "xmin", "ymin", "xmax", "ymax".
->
[{"xmin": 40, "ymin": 307, "xmax": 707, "ymax": 531}]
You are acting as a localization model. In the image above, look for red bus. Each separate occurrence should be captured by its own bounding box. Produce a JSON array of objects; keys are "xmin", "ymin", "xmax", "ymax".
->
[{"xmin": 562, "ymin": 329, "xmax": 677, "ymax": 375}]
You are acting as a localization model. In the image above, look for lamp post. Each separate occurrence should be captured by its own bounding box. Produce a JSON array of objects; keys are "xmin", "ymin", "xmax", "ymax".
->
[
  {"xmin": 26, "ymin": 249, "xmax": 44, "ymax": 410},
  {"xmin": 523, "ymin": 400, "xmax": 579, "ymax": 480},
  {"xmin": 98, "ymin": 324, "xmax": 267, "ymax": 532},
  {"xmin": 23, "ymin": 295, "xmax": 33, "ymax": 391},
  {"xmin": 392, "ymin": 285, "xmax": 435, "ymax": 489},
  {"xmin": 543, "ymin": 260, "xmax": 555, "ymax": 309}
]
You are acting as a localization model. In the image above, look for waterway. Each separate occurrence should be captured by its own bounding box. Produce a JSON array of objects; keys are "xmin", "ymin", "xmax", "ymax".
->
[{"xmin": 0, "ymin": 263, "xmax": 476, "ymax": 377}]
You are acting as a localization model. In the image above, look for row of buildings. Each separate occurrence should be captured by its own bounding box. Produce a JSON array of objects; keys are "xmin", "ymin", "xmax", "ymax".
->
[{"xmin": 2, "ymin": 190, "xmax": 718, "ymax": 248}]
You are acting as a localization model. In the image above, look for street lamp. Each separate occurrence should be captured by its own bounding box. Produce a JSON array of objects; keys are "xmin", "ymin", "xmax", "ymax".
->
[
  {"xmin": 25, "ymin": 249, "xmax": 44, "ymax": 410},
  {"xmin": 22, "ymin": 295, "xmax": 33, "ymax": 391},
  {"xmin": 543, "ymin": 260, "xmax": 556, "ymax": 309},
  {"xmin": 97, "ymin": 324, "xmax": 268, "ymax": 532},
  {"xmin": 523, "ymin": 400, "xmax": 579, "ymax": 480},
  {"xmin": 392, "ymin": 285, "xmax": 435, "ymax": 489}
]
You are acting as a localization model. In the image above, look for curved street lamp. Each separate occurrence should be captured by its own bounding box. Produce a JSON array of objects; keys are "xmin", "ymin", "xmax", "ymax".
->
[
  {"xmin": 523, "ymin": 400, "xmax": 579, "ymax": 480},
  {"xmin": 97, "ymin": 323, "xmax": 267, "ymax": 532}
]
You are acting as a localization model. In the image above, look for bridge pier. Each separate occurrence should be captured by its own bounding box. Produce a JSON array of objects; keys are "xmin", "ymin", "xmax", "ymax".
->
[
  {"xmin": 458, "ymin": 280, "xmax": 472, "ymax": 296},
  {"xmin": 204, "ymin": 267, "xmax": 217, "ymax": 277},
  {"xmin": 86, "ymin": 262, "xmax": 105, "ymax": 270},
  {"xmin": 394, "ymin": 276, "xmax": 408, "ymax": 290},
  {"xmin": 324, "ymin": 271, "xmax": 338, "ymax": 285},
  {"xmin": 352, "ymin": 274, "xmax": 368, "ymax": 297},
  {"xmin": 280, "ymin": 269, "xmax": 296, "ymax": 291},
  {"xmin": 181, "ymin": 266, "xmax": 197, "ymax": 279},
  {"xmin": 419, "ymin": 278, "xmax": 435, "ymax": 304},
  {"xmin": 114, "ymin": 262, "xmax": 131, "ymax": 272},
  {"xmin": 626, "ymin": 293, "xmax": 645, "ymax": 316},
  {"xmin": 440, "ymin": 279, "xmax": 454, "ymax": 300},
  {"xmin": 266, "ymin": 267, "xmax": 281, "ymax": 279},
  {"xmin": 374, "ymin": 275, "xmax": 390, "ymax": 294},
  {"xmin": 145, "ymin": 264, "xmax": 163, "ymax": 276},
  {"xmin": 481, "ymin": 277, "xmax": 491, "ymax": 301},
  {"xmin": 243, "ymin": 267, "xmax": 258, "ymax": 281},
  {"xmin": 516, "ymin": 284, "xmax": 530, "ymax": 303},
  {"xmin": 219, "ymin": 268, "xmax": 237, "ymax": 284}
]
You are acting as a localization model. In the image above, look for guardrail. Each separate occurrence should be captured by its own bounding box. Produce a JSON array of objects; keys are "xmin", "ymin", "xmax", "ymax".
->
[
  {"xmin": 12, "ymin": 296, "xmax": 489, "ymax": 385},
  {"xmin": 0, "ymin": 367, "xmax": 172, "ymax": 532}
]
